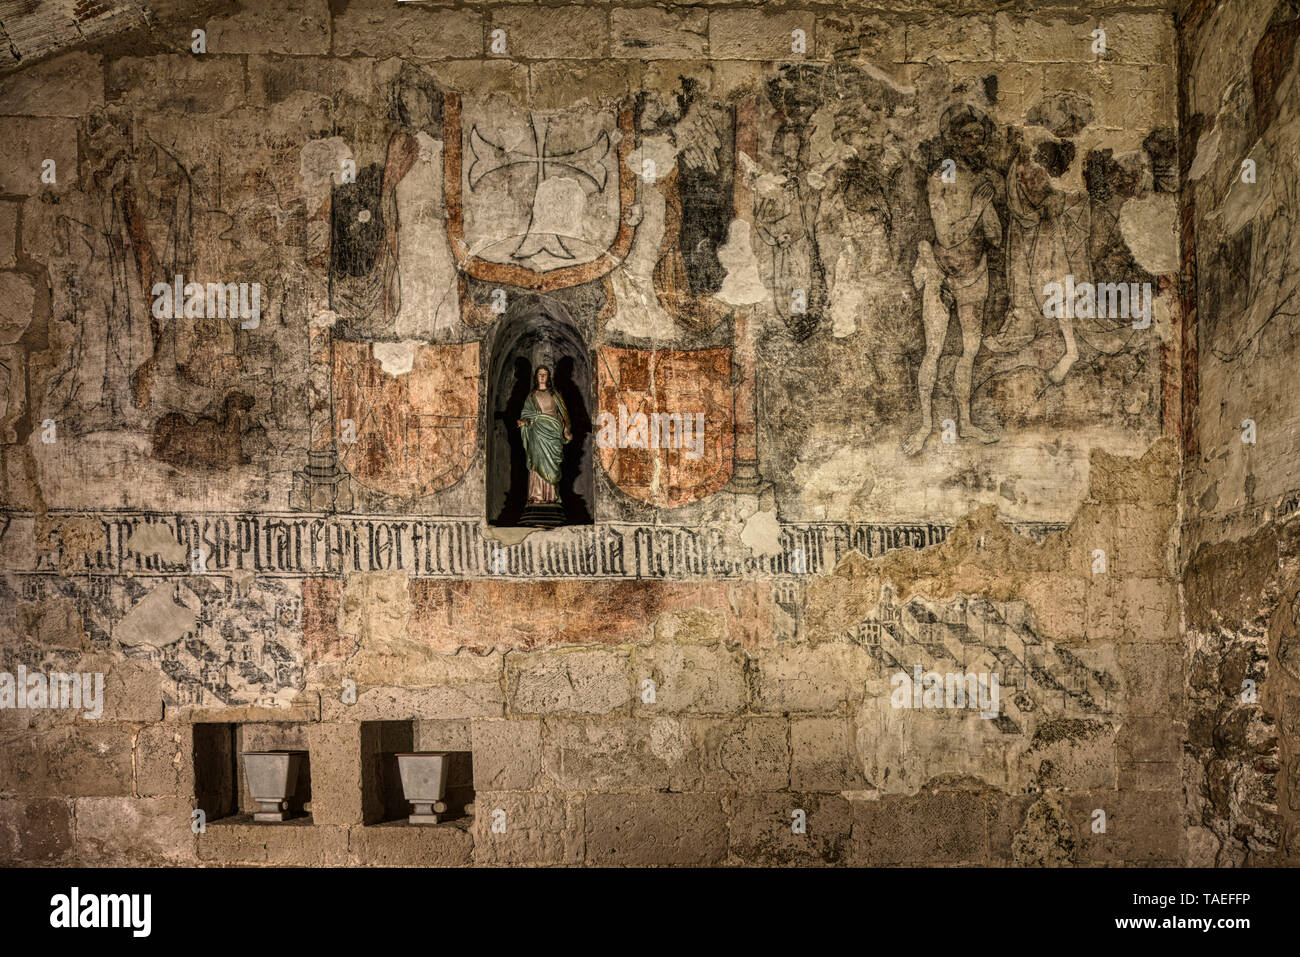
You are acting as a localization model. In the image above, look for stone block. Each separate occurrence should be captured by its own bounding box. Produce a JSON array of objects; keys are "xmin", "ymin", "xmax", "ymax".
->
[
  {"xmin": 349, "ymin": 821, "xmax": 473, "ymax": 866},
  {"xmin": 791, "ymin": 716, "xmax": 867, "ymax": 791},
  {"xmin": 757, "ymin": 642, "xmax": 873, "ymax": 713},
  {"xmin": 542, "ymin": 717, "xmax": 698, "ymax": 791},
  {"xmin": 611, "ymin": 8, "xmax": 707, "ymax": 60},
  {"xmin": 0, "ymin": 797, "xmax": 73, "ymax": 863},
  {"xmin": 0, "ymin": 117, "xmax": 76, "ymax": 195},
  {"xmin": 471, "ymin": 718, "xmax": 541, "ymax": 791},
  {"xmin": 507, "ymin": 647, "xmax": 631, "ymax": 716},
  {"xmin": 690, "ymin": 717, "xmax": 789, "ymax": 791},
  {"xmin": 709, "ymin": 10, "xmax": 816, "ymax": 60},
  {"xmin": 633, "ymin": 643, "xmax": 748, "ymax": 715},
  {"xmin": 473, "ymin": 791, "xmax": 578, "ymax": 865},
  {"xmin": 584, "ymin": 792, "xmax": 726, "ymax": 865},
  {"xmin": 207, "ymin": 0, "xmax": 330, "ymax": 56},
  {"xmin": 490, "ymin": 6, "xmax": 609, "ymax": 60},
  {"xmin": 332, "ymin": 2, "xmax": 483, "ymax": 59},
  {"xmin": 0, "ymin": 52, "xmax": 103, "ymax": 116},
  {"xmin": 74, "ymin": 796, "xmax": 196, "ymax": 865},
  {"xmin": 729, "ymin": 792, "xmax": 853, "ymax": 866},
  {"xmin": 850, "ymin": 792, "xmax": 990, "ymax": 865},
  {"xmin": 135, "ymin": 723, "xmax": 194, "ymax": 798}
]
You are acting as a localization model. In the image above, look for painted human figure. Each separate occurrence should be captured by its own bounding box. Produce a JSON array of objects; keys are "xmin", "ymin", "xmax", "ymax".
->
[
  {"xmin": 985, "ymin": 131, "xmax": 1092, "ymax": 382},
  {"xmin": 516, "ymin": 367, "xmax": 572, "ymax": 504},
  {"xmin": 903, "ymin": 106, "xmax": 1002, "ymax": 456}
]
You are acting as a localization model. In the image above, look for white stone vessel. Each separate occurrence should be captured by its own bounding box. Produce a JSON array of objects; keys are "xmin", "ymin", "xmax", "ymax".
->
[
  {"xmin": 242, "ymin": 751, "xmax": 307, "ymax": 823},
  {"xmin": 396, "ymin": 753, "xmax": 450, "ymax": 824}
]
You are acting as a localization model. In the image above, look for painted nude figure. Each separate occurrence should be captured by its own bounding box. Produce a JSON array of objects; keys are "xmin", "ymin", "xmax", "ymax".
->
[
  {"xmin": 516, "ymin": 366, "xmax": 572, "ymax": 504},
  {"xmin": 903, "ymin": 106, "xmax": 1002, "ymax": 456}
]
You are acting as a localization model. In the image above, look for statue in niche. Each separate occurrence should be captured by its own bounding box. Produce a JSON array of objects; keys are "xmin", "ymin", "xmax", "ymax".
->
[{"xmin": 515, "ymin": 366, "xmax": 572, "ymax": 526}]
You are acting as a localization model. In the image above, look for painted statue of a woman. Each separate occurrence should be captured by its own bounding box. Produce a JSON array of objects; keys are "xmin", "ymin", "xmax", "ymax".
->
[{"xmin": 516, "ymin": 367, "xmax": 572, "ymax": 508}]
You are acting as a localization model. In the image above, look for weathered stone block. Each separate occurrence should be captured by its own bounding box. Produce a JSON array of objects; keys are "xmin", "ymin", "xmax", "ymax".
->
[
  {"xmin": 542, "ymin": 717, "xmax": 698, "ymax": 791},
  {"xmin": 528, "ymin": 60, "xmax": 636, "ymax": 110},
  {"xmin": 490, "ymin": 6, "xmax": 609, "ymax": 60},
  {"xmin": 729, "ymin": 792, "xmax": 852, "ymax": 866},
  {"xmin": 507, "ymin": 647, "xmax": 631, "ymax": 716},
  {"xmin": 308, "ymin": 722, "xmax": 364, "ymax": 827},
  {"xmin": 757, "ymin": 642, "xmax": 872, "ymax": 713},
  {"xmin": 74, "ymin": 796, "xmax": 196, "ymax": 865},
  {"xmin": 994, "ymin": 14, "xmax": 1098, "ymax": 63},
  {"xmin": 207, "ymin": 0, "xmax": 330, "ymax": 56},
  {"xmin": 1066, "ymin": 790, "xmax": 1181, "ymax": 863},
  {"xmin": 321, "ymin": 683, "xmax": 504, "ymax": 721},
  {"xmin": 1099, "ymin": 12, "xmax": 1176, "ymax": 66},
  {"xmin": 611, "ymin": 8, "xmax": 707, "ymax": 60},
  {"xmin": 709, "ymin": 10, "xmax": 816, "ymax": 60},
  {"xmin": 8, "ymin": 726, "xmax": 135, "ymax": 797},
  {"xmin": 850, "ymin": 792, "xmax": 989, "ymax": 865},
  {"xmin": 0, "ymin": 272, "xmax": 36, "ymax": 346},
  {"xmin": 0, "ymin": 52, "xmax": 102, "ymax": 116},
  {"xmin": 198, "ymin": 818, "xmax": 350, "ymax": 865},
  {"xmin": 349, "ymin": 821, "xmax": 473, "ymax": 866},
  {"xmin": 135, "ymin": 723, "xmax": 194, "ymax": 798},
  {"xmin": 332, "ymin": 3, "xmax": 483, "ymax": 59},
  {"xmin": 633, "ymin": 643, "xmax": 747, "ymax": 714},
  {"xmin": 906, "ymin": 17, "xmax": 994, "ymax": 62},
  {"xmin": 0, "ymin": 797, "xmax": 73, "ymax": 863},
  {"xmin": 471, "ymin": 718, "xmax": 541, "ymax": 791},
  {"xmin": 472, "ymin": 791, "xmax": 578, "ymax": 865},
  {"xmin": 0, "ymin": 202, "xmax": 16, "ymax": 268},
  {"xmin": 415, "ymin": 718, "xmax": 472, "ymax": 752},
  {"xmin": 584, "ymin": 792, "xmax": 726, "ymax": 865},
  {"xmin": 791, "ymin": 716, "xmax": 867, "ymax": 791},
  {"xmin": 815, "ymin": 14, "xmax": 906, "ymax": 62},
  {"xmin": 0, "ymin": 117, "xmax": 76, "ymax": 195},
  {"xmin": 1117, "ymin": 716, "xmax": 1183, "ymax": 766},
  {"xmin": 107, "ymin": 56, "xmax": 245, "ymax": 115},
  {"xmin": 690, "ymin": 717, "xmax": 789, "ymax": 791}
]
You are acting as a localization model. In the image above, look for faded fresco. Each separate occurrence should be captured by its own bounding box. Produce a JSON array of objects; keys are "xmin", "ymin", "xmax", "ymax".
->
[{"xmin": 0, "ymin": 1, "xmax": 1224, "ymax": 868}]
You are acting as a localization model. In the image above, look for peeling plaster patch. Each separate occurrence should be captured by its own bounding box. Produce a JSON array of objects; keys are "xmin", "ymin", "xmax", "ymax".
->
[
  {"xmin": 127, "ymin": 523, "xmax": 187, "ymax": 565},
  {"xmin": 737, "ymin": 151, "xmax": 788, "ymax": 196},
  {"xmin": 1119, "ymin": 193, "xmax": 1179, "ymax": 275},
  {"xmin": 608, "ymin": 136, "xmax": 682, "ymax": 340},
  {"xmin": 715, "ymin": 219, "xmax": 769, "ymax": 306},
  {"xmin": 790, "ymin": 447, "xmax": 876, "ymax": 518},
  {"xmin": 55, "ymin": 517, "xmax": 104, "ymax": 574},
  {"xmin": 1188, "ymin": 124, "xmax": 1220, "ymax": 181},
  {"xmin": 115, "ymin": 585, "xmax": 198, "ymax": 649},
  {"xmin": 394, "ymin": 135, "xmax": 460, "ymax": 337},
  {"xmin": 483, "ymin": 525, "xmax": 538, "ymax": 547},
  {"xmin": 740, "ymin": 508, "xmax": 783, "ymax": 557},
  {"xmin": 1218, "ymin": 148, "xmax": 1272, "ymax": 234},
  {"xmin": 372, "ymin": 341, "xmax": 418, "ymax": 376},
  {"xmin": 850, "ymin": 59, "xmax": 916, "ymax": 96},
  {"xmin": 300, "ymin": 136, "xmax": 353, "ymax": 194},
  {"xmin": 336, "ymin": 570, "xmax": 446, "ymax": 685}
]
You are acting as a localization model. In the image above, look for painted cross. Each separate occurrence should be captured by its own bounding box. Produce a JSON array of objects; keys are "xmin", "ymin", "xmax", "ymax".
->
[{"xmin": 468, "ymin": 113, "xmax": 612, "ymax": 262}]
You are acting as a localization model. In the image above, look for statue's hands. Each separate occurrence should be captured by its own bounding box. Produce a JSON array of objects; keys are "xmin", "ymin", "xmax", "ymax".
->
[
  {"xmin": 563, "ymin": 429, "xmax": 572, "ymax": 441},
  {"xmin": 516, "ymin": 420, "xmax": 524, "ymax": 428}
]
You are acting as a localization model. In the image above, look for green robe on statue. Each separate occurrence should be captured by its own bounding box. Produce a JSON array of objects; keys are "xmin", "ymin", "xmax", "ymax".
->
[{"xmin": 519, "ymin": 389, "xmax": 570, "ymax": 496}]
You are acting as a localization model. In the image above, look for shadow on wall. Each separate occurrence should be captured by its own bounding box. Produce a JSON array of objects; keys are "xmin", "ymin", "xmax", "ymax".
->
[{"xmin": 487, "ymin": 296, "xmax": 593, "ymax": 527}]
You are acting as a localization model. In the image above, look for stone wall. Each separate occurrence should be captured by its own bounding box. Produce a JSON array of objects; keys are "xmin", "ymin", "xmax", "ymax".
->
[
  {"xmin": 1177, "ymin": 0, "xmax": 1300, "ymax": 866},
  {"xmin": 0, "ymin": 0, "xmax": 1227, "ymax": 866}
]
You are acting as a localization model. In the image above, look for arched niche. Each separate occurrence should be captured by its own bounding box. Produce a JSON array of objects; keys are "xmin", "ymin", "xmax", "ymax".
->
[{"xmin": 486, "ymin": 297, "xmax": 594, "ymax": 527}]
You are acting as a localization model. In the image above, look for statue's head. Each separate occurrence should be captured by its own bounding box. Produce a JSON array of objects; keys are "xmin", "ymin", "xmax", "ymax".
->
[
  {"xmin": 940, "ymin": 104, "xmax": 992, "ymax": 166},
  {"xmin": 535, "ymin": 366, "xmax": 551, "ymax": 390}
]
